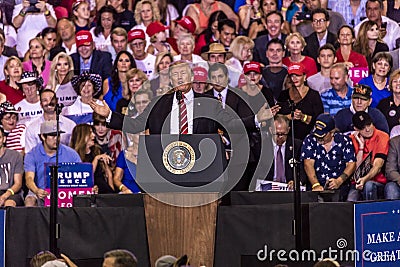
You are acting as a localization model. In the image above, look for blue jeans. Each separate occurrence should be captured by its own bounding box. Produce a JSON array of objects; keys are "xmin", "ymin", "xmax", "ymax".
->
[
  {"xmin": 384, "ymin": 182, "xmax": 400, "ymax": 199},
  {"xmin": 347, "ymin": 181, "xmax": 385, "ymax": 201}
]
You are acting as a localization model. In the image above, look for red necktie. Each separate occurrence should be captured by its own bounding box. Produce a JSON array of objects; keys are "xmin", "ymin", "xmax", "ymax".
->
[{"xmin": 180, "ymin": 94, "xmax": 188, "ymax": 134}]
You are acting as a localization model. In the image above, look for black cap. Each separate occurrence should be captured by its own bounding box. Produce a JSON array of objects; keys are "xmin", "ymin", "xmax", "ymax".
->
[{"xmin": 352, "ymin": 111, "xmax": 373, "ymax": 129}]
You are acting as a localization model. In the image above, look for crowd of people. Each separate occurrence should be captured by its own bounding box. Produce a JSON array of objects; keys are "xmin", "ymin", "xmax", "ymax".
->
[{"xmin": 0, "ymin": 0, "xmax": 399, "ymax": 206}]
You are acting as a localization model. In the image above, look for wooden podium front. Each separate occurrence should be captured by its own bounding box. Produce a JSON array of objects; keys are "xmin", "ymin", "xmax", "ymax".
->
[{"xmin": 144, "ymin": 193, "xmax": 218, "ymax": 267}]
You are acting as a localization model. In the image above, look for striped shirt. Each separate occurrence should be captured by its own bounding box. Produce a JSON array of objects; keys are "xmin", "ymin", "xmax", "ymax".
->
[
  {"xmin": 5, "ymin": 124, "xmax": 26, "ymax": 153},
  {"xmin": 320, "ymin": 86, "xmax": 353, "ymax": 116}
]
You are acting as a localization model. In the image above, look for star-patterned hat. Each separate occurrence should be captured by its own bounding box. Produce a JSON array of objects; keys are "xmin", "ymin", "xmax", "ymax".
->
[
  {"xmin": 0, "ymin": 101, "xmax": 20, "ymax": 119},
  {"xmin": 71, "ymin": 71, "xmax": 102, "ymax": 96}
]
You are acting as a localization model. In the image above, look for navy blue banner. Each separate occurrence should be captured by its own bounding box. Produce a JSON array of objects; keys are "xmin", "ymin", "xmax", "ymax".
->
[
  {"xmin": 355, "ymin": 200, "xmax": 400, "ymax": 266},
  {"xmin": 45, "ymin": 162, "xmax": 94, "ymax": 188}
]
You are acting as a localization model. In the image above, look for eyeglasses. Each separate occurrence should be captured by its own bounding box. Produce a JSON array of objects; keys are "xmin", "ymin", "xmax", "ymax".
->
[
  {"xmin": 272, "ymin": 132, "xmax": 288, "ymax": 137},
  {"xmin": 312, "ymin": 19, "xmax": 326, "ymax": 24}
]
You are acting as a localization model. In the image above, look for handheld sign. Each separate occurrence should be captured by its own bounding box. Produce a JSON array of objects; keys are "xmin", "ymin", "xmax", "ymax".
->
[
  {"xmin": 44, "ymin": 162, "xmax": 94, "ymax": 207},
  {"xmin": 348, "ymin": 67, "xmax": 369, "ymax": 85}
]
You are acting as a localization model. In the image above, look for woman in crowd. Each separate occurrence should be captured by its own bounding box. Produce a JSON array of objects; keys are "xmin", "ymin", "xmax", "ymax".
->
[
  {"xmin": 194, "ymin": 11, "xmax": 227, "ymax": 55},
  {"xmin": 70, "ymin": 124, "xmax": 115, "ymax": 194},
  {"xmin": 0, "ymin": 101, "xmax": 26, "ymax": 154},
  {"xmin": 377, "ymin": 69, "xmax": 400, "ymax": 131},
  {"xmin": 359, "ymin": 52, "xmax": 392, "ymax": 108},
  {"xmin": 238, "ymin": 0, "xmax": 261, "ymax": 36},
  {"xmin": 248, "ymin": 0, "xmax": 290, "ymax": 39},
  {"xmin": 186, "ymin": 0, "xmax": 239, "ymax": 35},
  {"xmin": 113, "ymin": 132, "xmax": 142, "ymax": 194},
  {"xmin": 102, "ymin": 51, "xmax": 135, "ymax": 112},
  {"xmin": 23, "ymin": 37, "xmax": 51, "ymax": 87},
  {"xmin": 132, "ymin": 0, "xmax": 160, "ymax": 45},
  {"xmin": 63, "ymin": 72, "xmax": 103, "ymax": 124},
  {"xmin": 116, "ymin": 68, "xmax": 148, "ymax": 116},
  {"xmin": 277, "ymin": 63, "xmax": 324, "ymax": 140},
  {"xmin": 0, "ymin": 56, "xmax": 24, "ymax": 105},
  {"xmin": 46, "ymin": 52, "xmax": 77, "ymax": 107},
  {"xmin": 173, "ymin": 34, "xmax": 205, "ymax": 63},
  {"xmin": 283, "ymin": 33, "xmax": 317, "ymax": 78},
  {"xmin": 39, "ymin": 27, "xmax": 57, "ymax": 59},
  {"xmin": 107, "ymin": 0, "xmax": 135, "ymax": 32},
  {"xmin": 353, "ymin": 21, "xmax": 389, "ymax": 68},
  {"xmin": 155, "ymin": 0, "xmax": 179, "ymax": 27},
  {"xmin": 90, "ymin": 5, "xmax": 116, "ymax": 52},
  {"xmin": 92, "ymin": 112, "xmax": 124, "ymax": 163},
  {"xmin": 226, "ymin": 36, "xmax": 255, "ymax": 73},
  {"xmin": 335, "ymin": 25, "xmax": 368, "ymax": 69},
  {"xmin": 150, "ymin": 52, "xmax": 173, "ymax": 96},
  {"xmin": 71, "ymin": 0, "xmax": 92, "ymax": 32}
]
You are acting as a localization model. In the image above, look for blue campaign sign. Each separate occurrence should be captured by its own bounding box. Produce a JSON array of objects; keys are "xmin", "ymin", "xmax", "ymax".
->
[
  {"xmin": 354, "ymin": 200, "xmax": 400, "ymax": 267},
  {"xmin": 45, "ymin": 162, "xmax": 94, "ymax": 188}
]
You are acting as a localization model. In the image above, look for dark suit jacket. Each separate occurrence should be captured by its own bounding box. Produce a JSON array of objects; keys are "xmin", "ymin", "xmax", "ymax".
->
[
  {"xmin": 71, "ymin": 50, "xmax": 112, "ymax": 81},
  {"xmin": 253, "ymin": 34, "xmax": 287, "ymax": 66},
  {"xmin": 303, "ymin": 31, "xmax": 337, "ymax": 63},
  {"xmin": 109, "ymin": 90, "xmax": 258, "ymax": 135},
  {"xmin": 266, "ymin": 138, "xmax": 305, "ymax": 183}
]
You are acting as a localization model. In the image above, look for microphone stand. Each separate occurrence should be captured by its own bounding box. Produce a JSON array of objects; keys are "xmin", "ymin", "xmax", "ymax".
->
[
  {"xmin": 49, "ymin": 103, "xmax": 63, "ymax": 256},
  {"xmin": 288, "ymin": 100, "xmax": 302, "ymax": 252}
]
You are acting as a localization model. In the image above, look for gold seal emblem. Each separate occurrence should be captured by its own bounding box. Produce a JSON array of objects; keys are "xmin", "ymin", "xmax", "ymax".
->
[{"xmin": 163, "ymin": 141, "xmax": 195, "ymax": 174}]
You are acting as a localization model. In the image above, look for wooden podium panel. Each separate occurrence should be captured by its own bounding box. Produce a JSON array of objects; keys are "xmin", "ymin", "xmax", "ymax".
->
[{"xmin": 144, "ymin": 193, "xmax": 218, "ymax": 267}]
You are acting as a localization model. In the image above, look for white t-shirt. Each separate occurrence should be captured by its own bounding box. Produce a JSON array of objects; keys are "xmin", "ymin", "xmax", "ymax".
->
[
  {"xmin": 15, "ymin": 100, "xmax": 43, "ymax": 126},
  {"xmin": 0, "ymin": 24, "xmax": 17, "ymax": 48},
  {"xmin": 61, "ymin": 96, "xmax": 102, "ymax": 124},
  {"xmin": 135, "ymin": 53, "xmax": 156, "ymax": 78},
  {"xmin": 90, "ymin": 27, "xmax": 112, "ymax": 52},
  {"xmin": 55, "ymin": 82, "xmax": 78, "ymax": 107}
]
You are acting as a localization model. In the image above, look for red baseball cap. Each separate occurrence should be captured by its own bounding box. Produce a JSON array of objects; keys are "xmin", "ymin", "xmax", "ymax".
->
[
  {"xmin": 193, "ymin": 66, "xmax": 208, "ymax": 83},
  {"xmin": 287, "ymin": 63, "xmax": 306, "ymax": 76},
  {"xmin": 146, "ymin": 21, "xmax": 169, "ymax": 37},
  {"xmin": 128, "ymin": 29, "xmax": 146, "ymax": 43},
  {"xmin": 243, "ymin": 61, "xmax": 262, "ymax": 74},
  {"xmin": 75, "ymin": 30, "xmax": 93, "ymax": 47},
  {"xmin": 175, "ymin": 16, "xmax": 196, "ymax": 34}
]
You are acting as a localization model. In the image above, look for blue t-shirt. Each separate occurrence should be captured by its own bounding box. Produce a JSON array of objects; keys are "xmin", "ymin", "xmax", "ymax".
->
[
  {"xmin": 116, "ymin": 151, "xmax": 140, "ymax": 193},
  {"xmin": 359, "ymin": 75, "xmax": 391, "ymax": 108},
  {"xmin": 301, "ymin": 133, "xmax": 356, "ymax": 186},
  {"xmin": 24, "ymin": 144, "xmax": 82, "ymax": 189}
]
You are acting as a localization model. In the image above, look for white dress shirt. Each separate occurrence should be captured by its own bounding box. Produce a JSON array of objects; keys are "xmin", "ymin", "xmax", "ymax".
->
[{"xmin": 170, "ymin": 90, "xmax": 194, "ymax": 134}]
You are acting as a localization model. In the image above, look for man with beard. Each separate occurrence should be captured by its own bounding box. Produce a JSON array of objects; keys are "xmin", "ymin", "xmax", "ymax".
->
[
  {"xmin": 24, "ymin": 89, "xmax": 76, "ymax": 153},
  {"xmin": 24, "ymin": 120, "xmax": 81, "ymax": 206}
]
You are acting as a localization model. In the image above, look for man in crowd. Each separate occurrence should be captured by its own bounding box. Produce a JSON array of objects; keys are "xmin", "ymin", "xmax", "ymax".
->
[
  {"xmin": 128, "ymin": 29, "xmax": 156, "ymax": 78},
  {"xmin": 354, "ymin": 0, "xmax": 400, "ymax": 50},
  {"xmin": 320, "ymin": 63, "xmax": 353, "ymax": 116},
  {"xmin": 303, "ymin": 8, "xmax": 337, "ymax": 64},
  {"xmin": 348, "ymin": 111, "xmax": 389, "ymax": 201},
  {"xmin": 307, "ymin": 44, "xmax": 338, "ymax": 94},
  {"xmin": 262, "ymin": 38, "xmax": 288, "ymax": 102},
  {"xmin": 168, "ymin": 16, "xmax": 196, "ymax": 54},
  {"xmin": 217, "ymin": 19, "xmax": 236, "ymax": 51},
  {"xmin": 253, "ymin": 11, "xmax": 287, "ymax": 65},
  {"xmin": 301, "ymin": 114, "xmax": 356, "ymax": 201},
  {"xmin": 384, "ymin": 133, "xmax": 400, "ymax": 199},
  {"xmin": 109, "ymin": 27, "xmax": 129, "ymax": 62},
  {"xmin": 25, "ymin": 89, "xmax": 76, "ymax": 153},
  {"xmin": 335, "ymin": 84, "xmax": 389, "ymax": 134},
  {"xmin": 24, "ymin": 120, "xmax": 81, "ymax": 206},
  {"xmin": 71, "ymin": 30, "xmax": 112, "ymax": 81},
  {"xmin": 0, "ymin": 127, "xmax": 23, "ymax": 207},
  {"xmin": 55, "ymin": 18, "xmax": 76, "ymax": 56},
  {"xmin": 333, "ymin": 0, "xmax": 367, "ymax": 27}
]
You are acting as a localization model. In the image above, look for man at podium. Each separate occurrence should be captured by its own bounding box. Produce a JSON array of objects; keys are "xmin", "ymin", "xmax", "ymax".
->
[{"xmin": 89, "ymin": 61, "xmax": 274, "ymax": 136}]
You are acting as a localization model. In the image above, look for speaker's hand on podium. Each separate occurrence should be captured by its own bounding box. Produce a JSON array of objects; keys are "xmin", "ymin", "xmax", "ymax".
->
[{"xmin": 89, "ymin": 100, "xmax": 111, "ymax": 118}]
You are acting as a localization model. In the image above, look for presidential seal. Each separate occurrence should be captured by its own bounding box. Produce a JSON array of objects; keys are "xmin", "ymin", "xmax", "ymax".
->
[{"xmin": 163, "ymin": 141, "xmax": 195, "ymax": 174}]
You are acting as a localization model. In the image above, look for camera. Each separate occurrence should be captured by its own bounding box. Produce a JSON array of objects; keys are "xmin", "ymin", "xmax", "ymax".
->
[
  {"xmin": 296, "ymin": 11, "xmax": 312, "ymax": 21},
  {"xmin": 26, "ymin": 0, "xmax": 40, "ymax": 13}
]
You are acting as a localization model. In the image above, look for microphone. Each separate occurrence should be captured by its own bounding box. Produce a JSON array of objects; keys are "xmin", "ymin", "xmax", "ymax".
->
[{"xmin": 176, "ymin": 90, "xmax": 182, "ymax": 101}]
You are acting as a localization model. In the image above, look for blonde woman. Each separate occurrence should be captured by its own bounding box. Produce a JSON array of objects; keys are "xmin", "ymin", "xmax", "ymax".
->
[
  {"xmin": 225, "ymin": 36, "xmax": 255, "ymax": 73},
  {"xmin": 132, "ymin": 0, "xmax": 161, "ymax": 46},
  {"xmin": 0, "ymin": 56, "xmax": 24, "ymax": 105},
  {"xmin": 47, "ymin": 52, "xmax": 77, "ymax": 106},
  {"xmin": 151, "ymin": 52, "xmax": 173, "ymax": 96}
]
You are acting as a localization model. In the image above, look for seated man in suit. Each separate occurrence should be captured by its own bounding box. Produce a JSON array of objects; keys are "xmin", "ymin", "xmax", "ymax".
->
[
  {"xmin": 301, "ymin": 114, "xmax": 356, "ymax": 201},
  {"xmin": 70, "ymin": 30, "xmax": 112, "ymax": 82},
  {"xmin": 266, "ymin": 114, "xmax": 305, "ymax": 188}
]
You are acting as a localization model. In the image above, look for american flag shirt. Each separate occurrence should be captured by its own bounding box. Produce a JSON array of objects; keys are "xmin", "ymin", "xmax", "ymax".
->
[{"xmin": 301, "ymin": 133, "xmax": 356, "ymax": 186}]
